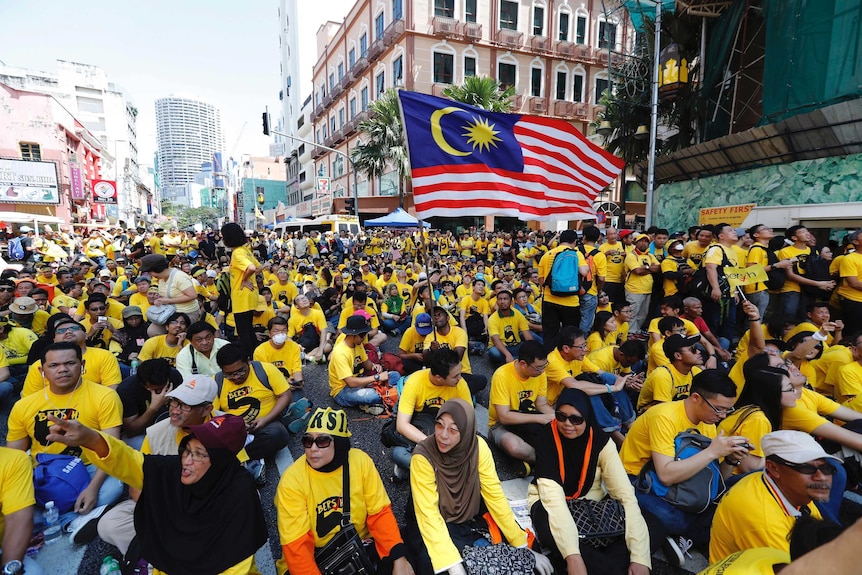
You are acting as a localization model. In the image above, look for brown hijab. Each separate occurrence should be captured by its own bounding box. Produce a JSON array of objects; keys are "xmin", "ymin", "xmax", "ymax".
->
[{"xmin": 413, "ymin": 398, "xmax": 481, "ymax": 524}]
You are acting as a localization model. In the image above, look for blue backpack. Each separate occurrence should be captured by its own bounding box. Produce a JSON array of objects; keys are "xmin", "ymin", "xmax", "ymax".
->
[
  {"xmin": 635, "ymin": 429, "xmax": 726, "ymax": 513},
  {"xmin": 545, "ymin": 247, "xmax": 580, "ymax": 296},
  {"xmin": 8, "ymin": 237, "xmax": 24, "ymax": 261}
]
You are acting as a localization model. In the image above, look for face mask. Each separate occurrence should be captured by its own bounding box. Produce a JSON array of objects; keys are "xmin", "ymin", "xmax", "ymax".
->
[{"xmin": 271, "ymin": 333, "xmax": 288, "ymax": 345}]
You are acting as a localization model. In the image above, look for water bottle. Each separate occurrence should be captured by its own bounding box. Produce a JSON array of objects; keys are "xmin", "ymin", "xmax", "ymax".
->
[
  {"xmin": 300, "ymin": 351, "xmax": 307, "ymax": 365},
  {"xmin": 100, "ymin": 557, "xmax": 122, "ymax": 575},
  {"xmin": 43, "ymin": 500, "xmax": 61, "ymax": 544},
  {"xmin": 130, "ymin": 359, "xmax": 139, "ymax": 377}
]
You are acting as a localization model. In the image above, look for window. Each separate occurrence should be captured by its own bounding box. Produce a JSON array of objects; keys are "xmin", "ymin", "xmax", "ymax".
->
[
  {"xmin": 556, "ymin": 71, "xmax": 567, "ymax": 100},
  {"xmin": 559, "ymin": 13, "xmax": 569, "ymax": 41},
  {"xmin": 393, "ymin": 0, "xmax": 403, "ymax": 20},
  {"xmin": 433, "ymin": 52, "xmax": 454, "ymax": 84},
  {"xmin": 531, "ymin": 67, "xmax": 542, "ymax": 97},
  {"xmin": 599, "ymin": 21, "xmax": 616, "ymax": 49},
  {"xmin": 573, "ymin": 74, "xmax": 584, "ymax": 102},
  {"xmin": 349, "ymin": 48, "xmax": 356, "ymax": 68},
  {"xmin": 435, "ymin": 0, "xmax": 454, "ymax": 17},
  {"xmin": 360, "ymin": 34, "xmax": 367, "ymax": 57},
  {"xmin": 498, "ymin": 62, "xmax": 516, "ymax": 90},
  {"xmin": 337, "ymin": 62, "xmax": 344, "ymax": 81},
  {"xmin": 500, "ymin": 1, "xmax": 518, "ymax": 30},
  {"xmin": 350, "ymin": 98, "xmax": 357, "ymax": 119},
  {"xmin": 576, "ymin": 15, "xmax": 587, "ymax": 44},
  {"xmin": 339, "ymin": 107, "xmax": 345, "ymax": 128},
  {"xmin": 533, "ymin": 6, "xmax": 544, "ymax": 36},
  {"xmin": 19, "ymin": 143, "xmax": 41, "ymax": 161},
  {"xmin": 361, "ymin": 87, "xmax": 369, "ymax": 110},
  {"xmin": 330, "ymin": 116, "xmax": 336, "ymax": 134},
  {"xmin": 464, "ymin": 56, "xmax": 477, "ymax": 77},
  {"xmin": 322, "ymin": 124, "xmax": 328, "ymax": 139},
  {"xmin": 465, "ymin": 0, "xmax": 477, "ymax": 23},
  {"xmin": 329, "ymin": 73, "xmax": 335, "ymax": 91},
  {"xmin": 375, "ymin": 12, "xmax": 385, "ymax": 40},
  {"xmin": 595, "ymin": 77, "xmax": 610, "ymax": 101},
  {"xmin": 376, "ymin": 71, "xmax": 385, "ymax": 97},
  {"xmin": 393, "ymin": 56, "xmax": 403, "ymax": 86},
  {"xmin": 316, "ymin": 128, "xmax": 322, "ymax": 143}
]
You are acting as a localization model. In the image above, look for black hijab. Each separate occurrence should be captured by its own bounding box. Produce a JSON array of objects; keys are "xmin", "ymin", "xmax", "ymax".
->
[
  {"xmin": 134, "ymin": 434, "xmax": 267, "ymax": 575},
  {"xmin": 533, "ymin": 388, "xmax": 610, "ymax": 498}
]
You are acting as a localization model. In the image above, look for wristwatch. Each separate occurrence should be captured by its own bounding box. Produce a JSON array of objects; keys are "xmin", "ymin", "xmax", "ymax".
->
[
  {"xmin": 374, "ymin": 373, "xmax": 380, "ymax": 382},
  {"xmin": 2, "ymin": 560, "xmax": 23, "ymax": 575}
]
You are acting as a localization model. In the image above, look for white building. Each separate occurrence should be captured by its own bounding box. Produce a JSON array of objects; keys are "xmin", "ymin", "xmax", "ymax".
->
[
  {"xmin": 275, "ymin": 0, "xmax": 302, "ymax": 158},
  {"xmin": 0, "ymin": 59, "xmax": 155, "ymax": 226},
  {"xmin": 155, "ymin": 94, "xmax": 225, "ymax": 208}
]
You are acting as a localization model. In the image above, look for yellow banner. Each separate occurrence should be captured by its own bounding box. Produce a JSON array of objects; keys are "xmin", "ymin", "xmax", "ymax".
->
[
  {"xmin": 725, "ymin": 264, "xmax": 768, "ymax": 288},
  {"xmin": 698, "ymin": 203, "xmax": 756, "ymax": 227}
]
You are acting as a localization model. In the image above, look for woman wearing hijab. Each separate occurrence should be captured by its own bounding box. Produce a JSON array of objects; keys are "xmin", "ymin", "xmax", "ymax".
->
[
  {"xmin": 528, "ymin": 388, "xmax": 650, "ymax": 575},
  {"xmin": 276, "ymin": 407, "xmax": 414, "ymax": 575},
  {"xmin": 381, "ymin": 283, "xmax": 409, "ymax": 335},
  {"xmin": 407, "ymin": 398, "xmax": 552, "ymax": 575},
  {"xmin": 43, "ymin": 413, "xmax": 267, "ymax": 575}
]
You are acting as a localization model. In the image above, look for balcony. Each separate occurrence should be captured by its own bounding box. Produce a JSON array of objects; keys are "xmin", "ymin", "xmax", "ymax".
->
[
  {"xmin": 575, "ymin": 44, "xmax": 594, "ymax": 63},
  {"xmin": 311, "ymin": 146, "xmax": 326, "ymax": 160},
  {"xmin": 311, "ymin": 103, "xmax": 325, "ymax": 122},
  {"xmin": 354, "ymin": 56, "xmax": 369, "ymax": 75},
  {"xmin": 432, "ymin": 83, "xmax": 452, "ymax": 98},
  {"xmin": 331, "ymin": 82, "xmax": 344, "ymax": 99},
  {"xmin": 497, "ymin": 28, "xmax": 523, "ymax": 49},
  {"xmin": 331, "ymin": 128, "xmax": 345, "ymax": 145},
  {"xmin": 432, "ymin": 16, "xmax": 461, "ymax": 37},
  {"xmin": 383, "ymin": 19, "xmax": 405, "ymax": 46},
  {"xmin": 354, "ymin": 109, "xmax": 370, "ymax": 125},
  {"xmin": 322, "ymin": 93, "xmax": 333, "ymax": 109},
  {"xmin": 367, "ymin": 39, "xmax": 384, "ymax": 59},
  {"xmin": 340, "ymin": 74, "xmax": 352, "ymax": 89},
  {"xmin": 556, "ymin": 40, "xmax": 575, "ymax": 59},
  {"xmin": 510, "ymin": 94, "xmax": 523, "ymax": 110},
  {"xmin": 529, "ymin": 97, "xmax": 547, "ymax": 114},
  {"xmin": 463, "ymin": 22, "xmax": 482, "ymax": 41},
  {"xmin": 554, "ymin": 100, "xmax": 574, "ymax": 116},
  {"xmin": 530, "ymin": 35, "xmax": 551, "ymax": 53}
]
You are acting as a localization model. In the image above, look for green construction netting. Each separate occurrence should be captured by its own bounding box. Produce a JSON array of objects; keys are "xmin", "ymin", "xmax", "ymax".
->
[
  {"xmin": 622, "ymin": 0, "xmax": 675, "ymax": 31},
  {"xmin": 762, "ymin": 0, "xmax": 862, "ymax": 122}
]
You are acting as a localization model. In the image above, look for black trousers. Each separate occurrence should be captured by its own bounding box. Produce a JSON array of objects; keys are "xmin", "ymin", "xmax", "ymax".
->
[
  {"xmin": 234, "ymin": 310, "xmax": 257, "ymax": 361},
  {"xmin": 541, "ymin": 300, "xmax": 581, "ymax": 352}
]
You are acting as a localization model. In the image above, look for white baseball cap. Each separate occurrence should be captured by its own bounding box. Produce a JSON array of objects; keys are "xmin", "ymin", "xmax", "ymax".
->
[
  {"xmin": 762, "ymin": 430, "xmax": 842, "ymax": 464},
  {"xmin": 166, "ymin": 375, "xmax": 217, "ymax": 406}
]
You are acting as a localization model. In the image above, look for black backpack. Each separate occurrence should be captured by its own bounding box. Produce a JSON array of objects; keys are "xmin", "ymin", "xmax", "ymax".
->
[{"xmin": 749, "ymin": 244, "xmax": 786, "ymax": 291}]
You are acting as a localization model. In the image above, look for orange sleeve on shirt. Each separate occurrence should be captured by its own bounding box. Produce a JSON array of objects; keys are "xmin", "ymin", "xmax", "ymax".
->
[
  {"xmin": 366, "ymin": 503, "xmax": 405, "ymax": 560},
  {"xmin": 282, "ymin": 531, "xmax": 322, "ymax": 575}
]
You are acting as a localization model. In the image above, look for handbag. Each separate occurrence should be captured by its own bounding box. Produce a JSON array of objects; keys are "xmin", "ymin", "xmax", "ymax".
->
[
  {"xmin": 551, "ymin": 420, "xmax": 626, "ymax": 548},
  {"xmin": 33, "ymin": 453, "xmax": 91, "ymax": 514},
  {"xmin": 460, "ymin": 543, "xmax": 535, "ymax": 575},
  {"xmin": 147, "ymin": 268, "xmax": 178, "ymax": 325},
  {"xmin": 314, "ymin": 459, "xmax": 376, "ymax": 575}
]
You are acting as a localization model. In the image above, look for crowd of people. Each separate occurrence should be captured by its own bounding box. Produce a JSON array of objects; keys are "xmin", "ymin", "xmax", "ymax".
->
[{"xmin": 1, "ymin": 219, "xmax": 861, "ymax": 575}]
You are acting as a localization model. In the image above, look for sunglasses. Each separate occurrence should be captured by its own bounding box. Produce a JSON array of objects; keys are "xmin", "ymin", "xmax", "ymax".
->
[
  {"xmin": 555, "ymin": 411, "xmax": 586, "ymax": 425},
  {"xmin": 55, "ymin": 325, "xmax": 84, "ymax": 334},
  {"xmin": 301, "ymin": 434, "xmax": 333, "ymax": 449},
  {"xmin": 0, "ymin": 287, "xmax": 14, "ymax": 292},
  {"xmin": 772, "ymin": 456, "xmax": 837, "ymax": 475}
]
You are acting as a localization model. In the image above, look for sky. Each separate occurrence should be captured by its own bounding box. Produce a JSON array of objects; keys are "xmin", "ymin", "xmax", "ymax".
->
[{"xmin": 0, "ymin": 0, "xmax": 355, "ymax": 165}]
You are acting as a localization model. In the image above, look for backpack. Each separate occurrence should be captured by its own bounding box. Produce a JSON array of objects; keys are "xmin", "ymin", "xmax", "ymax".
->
[
  {"xmin": 34, "ymin": 453, "xmax": 92, "ymax": 513},
  {"xmin": 749, "ymin": 244, "xmax": 786, "ymax": 291},
  {"xmin": 545, "ymin": 247, "xmax": 580, "ymax": 297},
  {"xmin": 689, "ymin": 246, "xmax": 732, "ymax": 299},
  {"xmin": 8, "ymin": 237, "xmax": 24, "ymax": 261},
  {"xmin": 577, "ymin": 246, "xmax": 599, "ymax": 296},
  {"xmin": 215, "ymin": 271, "xmax": 232, "ymax": 313},
  {"xmin": 635, "ymin": 429, "xmax": 726, "ymax": 513},
  {"xmin": 215, "ymin": 361, "xmax": 272, "ymax": 396},
  {"xmin": 797, "ymin": 253, "xmax": 832, "ymax": 300}
]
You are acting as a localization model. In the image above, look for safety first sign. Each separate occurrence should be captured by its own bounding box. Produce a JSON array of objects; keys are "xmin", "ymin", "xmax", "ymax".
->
[{"xmin": 698, "ymin": 204, "xmax": 756, "ymax": 227}]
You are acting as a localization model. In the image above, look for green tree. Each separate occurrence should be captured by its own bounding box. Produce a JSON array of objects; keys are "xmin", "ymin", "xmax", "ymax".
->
[{"xmin": 350, "ymin": 77, "xmax": 517, "ymax": 207}]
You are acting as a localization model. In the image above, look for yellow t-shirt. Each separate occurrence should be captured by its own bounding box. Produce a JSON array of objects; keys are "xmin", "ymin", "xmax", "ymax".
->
[
  {"xmin": 138, "ymin": 335, "xmax": 188, "ymax": 366},
  {"xmin": 22, "ymin": 346, "xmax": 123, "ymax": 397},
  {"xmin": 709, "ymin": 472, "xmax": 821, "ymax": 562},
  {"xmin": 587, "ymin": 345, "xmax": 631, "ymax": 376},
  {"xmin": 624, "ymin": 250, "xmax": 660, "ymax": 295},
  {"xmin": 458, "ymin": 294, "xmax": 490, "ymax": 318},
  {"xmin": 213, "ymin": 362, "xmax": 290, "ymax": 423},
  {"xmin": 253, "ymin": 339, "xmax": 303, "ymax": 379},
  {"xmin": 397, "ymin": 369, "xmax": 471, "ymax": 417},
  {"xmin": 683, "ymin": 241, "xmax": 710, "ymax": 269},
  {"xmin": 423, "ymin": 327, "xmax": 472, "ymax": 375},
  {"xmin": 398, "ymin": 326, "xmax": 427, "ymax": 356},
  {"xmin": 487, "ymin": 309, "xmax": 529, "ymax": 348},
  {"xmin": 776, "ymin": 245, "xmax": 811, "ymax": 293},
  {"xmin": 586, "ymin": 331, "xmax": 615, "ymax": 354},
  {"xmin": 647, "ymin": 317, "xmax": 699, "ymax": 338},
  {"xmin": 80, "ymin": 315, "xmax": 125, "ymax": 349},
  {"xmin": 716, "ymin": 407, "xmax": 772, "ymax": 459},
  {"xmin": 0, "ymin": 447, "xmax": 36, "ymax": 543},
  {"xmin": 287, "ymin": 308, "xmax": 327, "ymax": 339},
  {"xmin": 744, "ymin": 243, "xmax": 772, "ymax": 294},
  {"xmin": 838, "ymin": 251, "xmax": 862, "ymax": 302},
  {"xmin": 619, "ymin": 400, "xmax": 715, "ymax": 476},
  {"xmin": 0, "ymin": 327, "xmax": 38, "ymax": 365},
  {"xmin": 7, "ymin": 381, "xmax": 122, "ymax": 464},
  {"xmin": 229, "ymin": 246, "xmax": 261, "ymax": 314},
  {"xmin": 599, "ymin": 241, "xmax": 627, "ymax": 284},
  {"xmin": 638, "ymin": 364, "xmax": 702, "ymax": 414},
  {"xmin": 698, "ymin": 548, "xmax": 790, "ymax": 575},
  {"xmin": 537, "ymin": 246, "xmax": 584, "ymax": 306},
  {"xmin": 488, "ymin": 361, "xmax": 548, "ymax": 428},
  {"xmin": 812, "ymin": 345, "xmax": 853, "ymax": 397},
  {"xmin": 836, "ymin": 361, "xmax": 862, "ymax": 408},
  {"xmin": 545, "ymin": 347, "xmax": 600, "ymax": 406},
  {"xmin": 327, "ymin": 340, "xmax": 367, "ymax": 398},
  {"xmin": 780, "ymin": 388, "xmax": 840, "ymax": 433}
]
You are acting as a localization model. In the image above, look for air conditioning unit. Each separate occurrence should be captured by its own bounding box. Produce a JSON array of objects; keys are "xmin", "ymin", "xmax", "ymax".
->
[{"xmin": 530, "ymin": 97, "xmax": 547, "ymax": 113}]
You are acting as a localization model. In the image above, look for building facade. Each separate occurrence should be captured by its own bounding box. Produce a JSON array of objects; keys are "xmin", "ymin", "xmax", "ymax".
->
[
  {"xmin": 0, "ymin": 60, "xmax": 154, "ymax": 226},
  {"xmin": 155, "ymin": 94, "xmax": 226, "ymax": 208},
  {"xmin": 305, "ymin": 0, "xmax": 632, "ymax": 226}
]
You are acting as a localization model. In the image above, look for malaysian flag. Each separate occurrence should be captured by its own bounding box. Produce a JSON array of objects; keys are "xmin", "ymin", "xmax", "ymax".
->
[{"xmin": 398, "ymin": 91, "xmax": 624, "ymax": 221}]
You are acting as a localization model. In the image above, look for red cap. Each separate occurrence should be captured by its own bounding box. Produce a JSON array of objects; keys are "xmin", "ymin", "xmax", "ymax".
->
[
  {"xmin": 184, "ymin": 414, "xmax": 247, "ymax": 454},
  {"xmin": 618, "ymin": 229, "xmax": 634, "ymax": 238}
]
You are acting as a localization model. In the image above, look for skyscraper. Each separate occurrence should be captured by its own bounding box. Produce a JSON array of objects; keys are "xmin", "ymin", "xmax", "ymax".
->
[{"xmin": 155, "ymin": 94, "xmax": 225, "ymax": 207}]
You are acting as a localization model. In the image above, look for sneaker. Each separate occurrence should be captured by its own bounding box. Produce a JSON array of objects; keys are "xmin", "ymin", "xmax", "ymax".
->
[
  {"xmin": 245, "ymin": 458, "xmax": 267, "ymax": 486},
  {"xmin": 392, "ymin": 463, "xmax": 407, "ymax": 482},
  {"xmin": 65, "ymin": 504, "xmax": 108, "ymax": 545},
  {"xmin": 516, "ymin": 461, "xmax": 533, "ymax": 478},
  {"xmin": 287, "ymin": 398, "xmax": 313, "ymax": 433},
  {"xmin": 359, "ymin": 404, "xmax": 386, "ymax": 416},
  {"xmin": 661, "ymin": 536, "xmax": 685, "ymax": 569}
]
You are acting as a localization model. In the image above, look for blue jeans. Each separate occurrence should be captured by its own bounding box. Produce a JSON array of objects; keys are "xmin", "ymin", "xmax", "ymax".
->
[
  {"xmin": 392, "ymin": 446, "xmax": 413, "ymax": 469},
  {"xmin": 630, "ymin": 475, "xmax": 716, "ymax": 550},
  {"xmin": 779, "ymin": 291, "xmax": 802, "ymax": 322},
  {"xmin": 488, "ymin": 343, "xmax": 522, "ymax": 367},
  {"xmin": 34, "ymin": 464, "xmax": 124, "ymax": 529},
  {"xmin": 334, "ymin": 372, "xmax": 399, "ymax": 407},
  {"xmin": 0, "ymin": 380, "xmax": 13, "ymax": 405},
  {"xmin": 579, "ymin": 293, "xmax": 598, "ymax": 333},
  {"xmin": 589, "ymin": 372, "xmax": 636, "ymax": 432},
  {"xmin": 382, "ymin": 317, "xmax": 411, "ymax": 334}
]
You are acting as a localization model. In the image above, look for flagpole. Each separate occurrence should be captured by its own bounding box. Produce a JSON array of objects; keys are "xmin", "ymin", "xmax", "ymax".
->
[{"xmin": 414, "ymin": 220, "xmax": 438, "ymax": 342}]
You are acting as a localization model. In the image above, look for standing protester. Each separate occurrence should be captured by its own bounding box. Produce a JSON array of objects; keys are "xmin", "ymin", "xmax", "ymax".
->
[
  {"xmin": 538, "ymin": 229, "xmax": 588, "ymax": 351},
  {"xmin": 221, "ymin": 222, "xmax": 261, "ymax": 361}
]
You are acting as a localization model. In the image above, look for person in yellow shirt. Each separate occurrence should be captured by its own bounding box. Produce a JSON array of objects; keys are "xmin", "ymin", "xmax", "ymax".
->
[
  {"xmin": 0, "ymin": 446, "xmax": 45, "ymax": 575},
  {"xmin": 709, "ymin": 430, "xmax": 837, "ymax": 563},
  {"xmin": 537, "ymin": 230, "xmax": 588, "ymax": 351},
  {"xmin": 487, "ymin": 291, "xmax": 533, "ymax": 366},
  {"xmin": 458, "ymin": 279, "xmax": 490, "ymax": 347},
  {"xmin": 80, "ymin": 294, "xmax": 124, "ymax": 351},
  {"xmin": 288, "ymin": 294, "xmax": 330, "ymax": 363},
  {"xmin": 253, "ymin": 316, "xmax": 304, "ymax": 402},
  {"xmin": 53, "ymin": 280, "xmax": 83, "ymax": 316},
  {"xmin": 327, "ymin": 316, "xmax": 395, "ymax": 408},
  {"xmin": 623, "ymin": 234, "xmax": 660, "ymax": 334},
  {"xmin": 838, "ymin": 230, "xmax": 862, "ymax": 334},
  {"xmin": 137, "ymin": 312, "xmax": 190, "ymax": 366},
  {"xmin": 148, "ymin": 229, "xmax": 166, "ymax": 255},
  {"xmin": 661, "ymin": 239, "xmax": 694, "ymax": 298},
  {"xmin": 683, "ymin": 227, "xmax": 714, "ymax": 269},
  {"xmin": 579, "ymin": 225, "xmax": 607, "ymax": 333},
  {"xmin": 599, "ymin": 227, "xmax": 628, "ymax": 305},
  {"xmin": 639, "ymin": 334, "xmax": 704, "ymax": 414}
]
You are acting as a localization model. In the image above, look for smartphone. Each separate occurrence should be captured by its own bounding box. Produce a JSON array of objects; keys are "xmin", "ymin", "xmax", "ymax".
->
[{"xmin": 98, "ymin": 316, "xmax": 108, "ymax": 323}]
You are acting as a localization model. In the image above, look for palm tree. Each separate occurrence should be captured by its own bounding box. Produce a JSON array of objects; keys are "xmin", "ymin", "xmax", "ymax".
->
[{"xmin": 351, "ymin": 77, "xmax": 517, "ymax": 208}]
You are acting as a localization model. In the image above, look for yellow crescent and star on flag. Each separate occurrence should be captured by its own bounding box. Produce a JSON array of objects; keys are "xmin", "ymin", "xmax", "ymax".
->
[{"xmin": 429, "ymin": 106, "xmax": 504, "ymax": 156}]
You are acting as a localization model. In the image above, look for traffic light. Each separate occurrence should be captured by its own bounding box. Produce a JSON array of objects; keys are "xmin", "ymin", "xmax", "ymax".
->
[
  {"xmin": 262, "ymin": 112, "xmax": 270, "ymax": 136},
  {"xmin": 344, "ymin": 198, "xmax": 356, "ymax": 215},
  {"xmin": 257, "ymin": 192, "xmax": 265, "ymax": 205}
]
